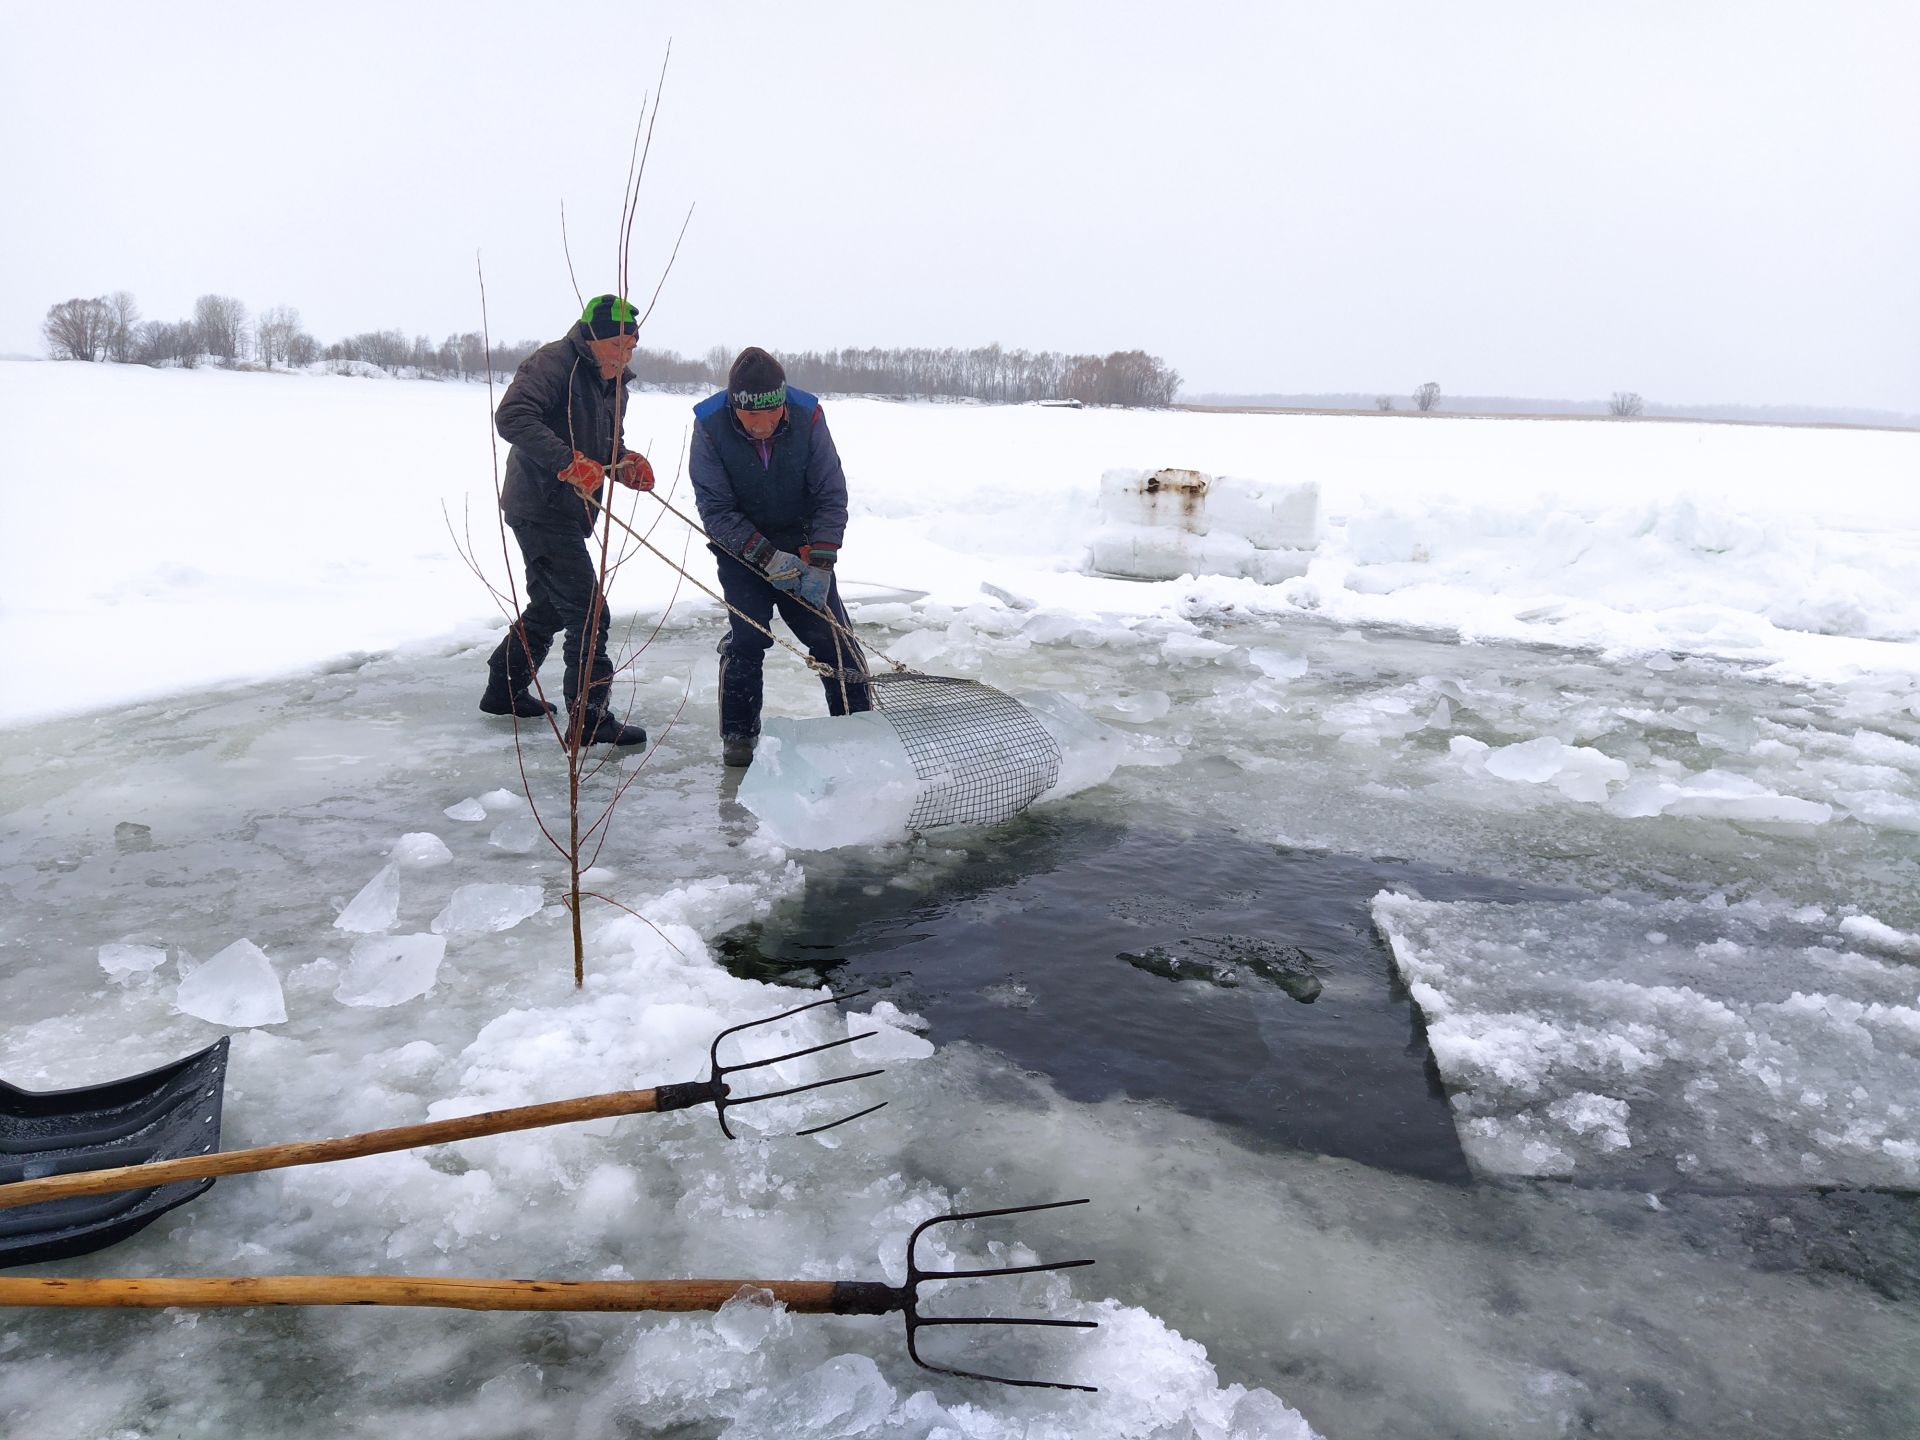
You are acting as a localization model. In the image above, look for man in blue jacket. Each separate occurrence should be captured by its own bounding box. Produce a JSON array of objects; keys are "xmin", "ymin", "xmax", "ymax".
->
[
  {"xmin": 690, "ymin": 347, "xmax": 871, "ymax": 768},
  {"xmin": 482, "ymin": 294, "xmax": 654, "ymax": 747}
]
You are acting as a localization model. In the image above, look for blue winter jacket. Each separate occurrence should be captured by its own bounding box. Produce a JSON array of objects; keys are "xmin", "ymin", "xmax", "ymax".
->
[{"xmin": 689, "ymin": 387, "xmax": 849, "ymax": 560}]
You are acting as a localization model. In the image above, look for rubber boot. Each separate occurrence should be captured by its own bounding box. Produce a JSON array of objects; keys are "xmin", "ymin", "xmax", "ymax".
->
[
  {"xmin": 573, "ymin": 707, "xmax": 647, "ymax": 748},
  {"xmin": 480, "ymin": 633, "xmax": 557, "ymax": 718},
  {"xmin": 479, "ymin": 679, "xmax": 557, "ymax": 719},
  {"xmin": 722, "ymin": 734, "xmax": 759, "ymax": 769}
]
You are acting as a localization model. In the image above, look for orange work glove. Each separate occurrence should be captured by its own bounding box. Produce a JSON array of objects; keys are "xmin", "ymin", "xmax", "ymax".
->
[
  {"xmin": 558, "ymin": 451, "xmax": 605, "ymax": 494},
  {"xmin": 611, "ymin": 452, "xmax": 655, "ymax": 491}
]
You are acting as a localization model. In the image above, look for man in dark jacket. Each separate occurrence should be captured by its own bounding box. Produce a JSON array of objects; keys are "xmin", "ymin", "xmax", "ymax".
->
[
  {"xmin": 481, "ymin": 294, "xmax": 655, "ymax": 747},
  {"xmin": 690, "ymin": 347, "xmax": 871, "ymax": 768}
]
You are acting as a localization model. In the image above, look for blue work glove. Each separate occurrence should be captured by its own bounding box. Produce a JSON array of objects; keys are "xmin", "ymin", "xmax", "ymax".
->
[
  {"xmin": 797, "ymin": 563, "xmax": 833, "ymax": 610},
  {"xmin": 761, "ymin": 547, "xmax": 805, "ymax": 595}
]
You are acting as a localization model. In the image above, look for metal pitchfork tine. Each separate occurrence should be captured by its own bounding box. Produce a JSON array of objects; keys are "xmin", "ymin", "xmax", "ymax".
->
[
  {"xmin": 672, "ymin": 990, "xmax": 889, "ymax": 1140},
  {"xmin": 901, "ymin": 1198, "xmax": 1100, "ymax": 1391},
  {"xmin": 0, "ymin": 992, "xmax": 886, "ymax": 1221}
]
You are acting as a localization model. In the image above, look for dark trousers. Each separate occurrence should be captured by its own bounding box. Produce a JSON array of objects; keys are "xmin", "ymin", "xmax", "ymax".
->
[
  {"xmin": 715, "ymin": 552, "xmax": 872, "ymax": 737},
  {"xmin": 487, "ymin": 521, "xmax": 613, "ymax": 712}
]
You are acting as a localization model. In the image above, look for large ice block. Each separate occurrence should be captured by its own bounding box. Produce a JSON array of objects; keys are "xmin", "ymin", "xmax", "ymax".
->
[
  {"xmin": 1089, "ymin": 467, "xmax": 1319, "ymax": 582},
  {"xmin": 737, "ymin": 691, "xmax": 1129, "ymax": 849}
]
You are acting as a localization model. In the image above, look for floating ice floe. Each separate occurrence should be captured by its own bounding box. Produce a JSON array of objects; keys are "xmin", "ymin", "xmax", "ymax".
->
[
  {"xmin": 431, "ymin": 883, "xmax": 545, "ymax": 935},
  {"xmin": 488, "ymin": 815, "xmax": 543, "ymax": 854},
  {"xmin": 174, "ymin": 938, "xmax": 286, "ymax": 1027},
  {"xmin": 98, "ymin": 942, "xmax": 168, "ymax": 980},
  {"xmin": 333, "ymin": 862, "xmax": 400, "ymax": 933},
  {"xmin": 443, "ymin": 797, "xmax": 487, "ymax": 822},
  {"xmin": 389, "ymin": 832, "xmax": 453, "ymax": 869},
  {"xmin": 334, "ymin": 933, "xmax": 447, "ymax": 1008},
  {"xmin": 1373, "ymin": 890, "xmax": 1920, "ymax": 1188}
]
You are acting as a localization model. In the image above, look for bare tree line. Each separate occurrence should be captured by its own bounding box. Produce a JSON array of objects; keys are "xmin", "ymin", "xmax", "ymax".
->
[{"xmin": 40, "ymin": 290, "xmax": 1183, "ymax": 406}]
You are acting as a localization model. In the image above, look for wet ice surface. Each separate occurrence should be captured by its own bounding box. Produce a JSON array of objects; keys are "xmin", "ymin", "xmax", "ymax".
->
[{"xmin": 1, "ymin": 606, "xmax": 1917, "ymax": 1438}]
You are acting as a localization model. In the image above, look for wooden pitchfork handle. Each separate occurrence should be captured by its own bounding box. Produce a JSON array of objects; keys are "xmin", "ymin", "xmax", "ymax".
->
[
  {"xmin": 0, "ymin": 1083, "xmax": 705, "ymax": 1213},
  {"xmin": 0, "ymin": 1274, "xmax": 900, "ymax": 1315}
]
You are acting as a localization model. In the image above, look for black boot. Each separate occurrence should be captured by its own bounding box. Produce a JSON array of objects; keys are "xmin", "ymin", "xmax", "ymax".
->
[
  {"xmin": 573, "ymin": 707, "xmax": 648, "ymax": 748},
  {"xmin": 481, "ymin": 630, "xmax": 556, "ymax": 718},
  {"xmin": 479, "ymin": 680, "xmax": 557, "ymax": 719},
  {"xmin": 722, "ymin": 733, "xmax": 759, "ymax": 768}
]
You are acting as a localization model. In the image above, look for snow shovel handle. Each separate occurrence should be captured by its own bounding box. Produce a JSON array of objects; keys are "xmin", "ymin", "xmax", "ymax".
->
[
  {"xmin": 0, "ymin": 1083, "xmax": 710, "ymax": 1212},
  {"xmin": 0, "ymin": 1274, "xmax": 900, "ymax": 1315}
]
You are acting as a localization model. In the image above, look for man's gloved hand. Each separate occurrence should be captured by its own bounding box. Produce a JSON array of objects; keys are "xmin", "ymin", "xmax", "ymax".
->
[
  {"xmin": 611, "ymin": 452, "xmax": 655, "ymax": 491},
  {"xmin": 558, "ymin": 451, "xmax": 605, "ymax": 495},
  {"xmin": 761, "ymin": 547, "xmax": 806, "ymax": 595},
  {"xmin": 797, "ymin": 563, "xmax": 833, "ymax": 610}
]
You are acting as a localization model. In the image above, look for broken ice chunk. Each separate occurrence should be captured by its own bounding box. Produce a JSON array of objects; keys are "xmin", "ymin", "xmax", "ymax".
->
[
  {"xmin": 175, "ymin": 939, "xmax": 286, "ymax": 1027},
  {"xmin": 443, "ymin": 798, "xmax": 487, "ymax": 822},
  {"xmin": 334, "ymin": 933, "xmax": 447, "ymax": 1007},
  {"xmin": 389, "ymin": 832, "xmax": 454, "ymax": 869},
  {"xmin": 431, "ymin": 883, "xmax": 545, "ymax": 935},
  {"xmin": 98, "ymin": 942, "xmax": 168, "ymax": 980},
  {"xmin": 489, "ymin": 815, "xmax": 542, "ymax": 854},
  {"xmin": 334, "ymin": 863, "xmax": 400, "ymax": 933}
]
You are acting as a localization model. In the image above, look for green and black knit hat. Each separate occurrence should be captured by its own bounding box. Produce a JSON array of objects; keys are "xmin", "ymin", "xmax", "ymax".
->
[
  {"xmin": 580, "ymin": 294, "xmax": 639, "ymax": 340},
  {"xmin": 727, "ymin": 347, "xmax": 787, "ymax": 411}
]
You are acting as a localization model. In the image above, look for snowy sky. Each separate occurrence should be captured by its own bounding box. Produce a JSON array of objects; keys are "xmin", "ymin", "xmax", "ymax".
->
[{"xmin": 3, "ymin": 1, "xmax": 1916, "ymax": 410}]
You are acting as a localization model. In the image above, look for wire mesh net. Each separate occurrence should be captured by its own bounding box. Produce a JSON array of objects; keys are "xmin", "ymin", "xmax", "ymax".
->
[{"xmin": 867, "ymin": 671, "xmax": 1063, "ymax": 831}]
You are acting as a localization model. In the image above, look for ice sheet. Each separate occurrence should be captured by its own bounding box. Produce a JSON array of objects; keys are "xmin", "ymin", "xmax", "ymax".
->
[{"xmin": 1374, "ymin": 890, "xmax": 1920, "ymax": 1187}]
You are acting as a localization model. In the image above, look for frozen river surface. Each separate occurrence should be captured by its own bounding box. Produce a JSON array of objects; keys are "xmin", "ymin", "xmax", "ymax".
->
[{"xmin": 3, "ymin": 601, "xmax": 1917, "ymax": 1440}]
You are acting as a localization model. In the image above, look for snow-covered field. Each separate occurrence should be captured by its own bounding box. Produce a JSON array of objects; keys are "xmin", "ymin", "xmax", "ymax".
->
[{"xmin": 2, "ymin": 360, "xmax": 1918, "ymax": 1438}]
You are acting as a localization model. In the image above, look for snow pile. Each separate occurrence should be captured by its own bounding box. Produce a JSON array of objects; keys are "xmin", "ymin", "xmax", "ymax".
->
[
  {"xmin": 1089, "ymin": 466, "xmax": 1319, "ymax": 583},
  {"xmin": 1373, "ymin": 891, "xmax": 1920, "ymax": 1187}
]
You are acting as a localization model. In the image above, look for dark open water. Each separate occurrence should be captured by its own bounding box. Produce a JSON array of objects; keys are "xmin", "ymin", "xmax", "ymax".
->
[{"xmin": 717, "ymin": 807, "xmax": 1582, "ymax": 1184}]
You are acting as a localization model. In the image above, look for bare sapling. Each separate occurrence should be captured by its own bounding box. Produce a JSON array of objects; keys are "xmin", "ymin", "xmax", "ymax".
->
[{"xmin": 450, "ymin": 53, "xmax": 698, "ymax": 988}]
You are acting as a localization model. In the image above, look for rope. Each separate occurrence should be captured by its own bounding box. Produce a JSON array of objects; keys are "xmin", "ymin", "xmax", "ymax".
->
[{"xmin": 606, "ymin": 495, "xmax": 913, "ymax": 679}]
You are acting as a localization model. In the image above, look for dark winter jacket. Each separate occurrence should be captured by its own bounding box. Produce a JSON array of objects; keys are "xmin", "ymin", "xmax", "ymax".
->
[
  {"xmin": 497, "ymin": 325, "xmax": 633, "ymax": 536},
  {"xmin": 688, "ymin": 387, "xmax": 849, "ymax": 560}
]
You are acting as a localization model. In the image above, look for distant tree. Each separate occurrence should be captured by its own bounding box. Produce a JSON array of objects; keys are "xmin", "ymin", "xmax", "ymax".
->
[
  {"xmin": 286, "ymin": 331, "xmax": 320, "ymax": 367},
  {"xmin": 105, "ymin": 291, "xmax": 142, "ymax": 363},
  {"xmin": 1414, "ymin": 381, "xmax": 1441, "ymax": 412},
  {"xmin": 255, "ymin": 305, "xmax": 303, "ymax": 369},
  {"xmin": 193, "ymin": 294, "xmax": 249, "ymax": 362},
  {"xmin": 1376, "ymin": 395, "xmax": 1394, "ymax": 412},
  {"xmin": 1609, "ymin": 390, "xmax": 1644, "ymax": 417},
  {"xmin": 134, "ymin": 319, "xmax": 202, "ymax": 368},
  {"xmin": 703, "ymin": 343, "xmax": 731, "ymax": 386},
  {"xmin": 42, "ymin": 296, "xmax": 114, "ymax": 361}
]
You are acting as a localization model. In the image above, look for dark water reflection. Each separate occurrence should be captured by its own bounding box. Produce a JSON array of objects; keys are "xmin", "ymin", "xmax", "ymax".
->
[{"xmin": 718, "ymin": 807, "xmax": 1582, "ymax": 1183}]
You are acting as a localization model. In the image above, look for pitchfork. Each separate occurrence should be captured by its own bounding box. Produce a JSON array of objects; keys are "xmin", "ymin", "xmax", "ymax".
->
[
  {"xmin": 0, "ymin": 1199, "xmax": 1099, "ymax": 1391},
  {"xmin": 0, "ymin": 992, "xmax": 884, "ymax": 1214}
]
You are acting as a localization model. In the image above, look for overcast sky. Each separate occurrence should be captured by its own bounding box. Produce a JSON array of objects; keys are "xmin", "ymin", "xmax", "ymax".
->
[{"xmin": 3, "ymin": 1, "xmax": 1915, "ymax": 410}]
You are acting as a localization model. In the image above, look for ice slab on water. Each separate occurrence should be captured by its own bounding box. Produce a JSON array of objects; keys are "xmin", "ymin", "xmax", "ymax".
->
[
  {"xmin": 443, "ymin": 797, "xmax": 487, "ymax": 822},
  {"xmin": 431, "ymin": 883, "xmax": 545, "ymax": 935},
  {"xmin": 479, "ymin": 788, "xmax": 524, "ymax": 812},
  {"xmin": 333, "ymin": 862, "xmax": 400, "ymax": 933},
  {"xmin": 98, "ymin": 942, "xmax": 167, "ymax": 980},
  {"xmin": 334, "ymin": 933, "xmax": 447, "ymax": 1008},
  {"xmin": 737, "ymin": 691, "xmax": 1130, "ymax": 849},
  {"xmin": 174, "ymin": 938, "xmax": 286, "ymax": 1027},
  {"xmin": 389, "ymin": 832, "xmax": 453, "ymax": 869},
  {"xmin": 1373, "ymin": 890, "xmax": 1920, "ymax": 1188},
  {"xmin": 489, "ymin": 815, "xmax": 542, "ymax": 854}
]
